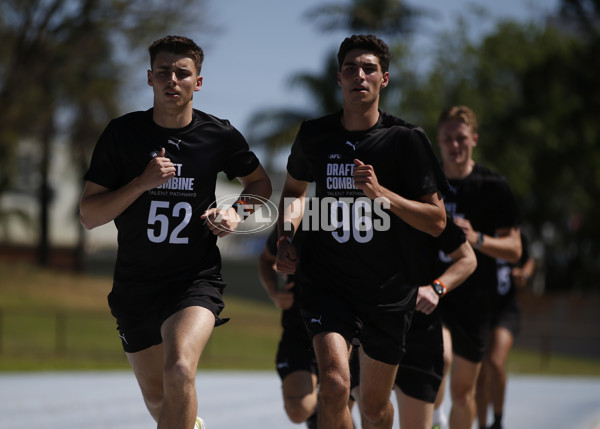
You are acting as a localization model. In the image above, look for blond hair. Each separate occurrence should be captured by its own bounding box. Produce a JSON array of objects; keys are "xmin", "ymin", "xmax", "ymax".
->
[{"xmin": 437, "ymin": 105, "xmax": 478, "ymax": 133}]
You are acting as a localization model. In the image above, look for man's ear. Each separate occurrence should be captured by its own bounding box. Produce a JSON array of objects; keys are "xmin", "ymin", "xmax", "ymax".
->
[
  {"xmin": 381, "ymin": 71, "xmax": 389, "ymax": 88},
  {"xmin": 147, "ymin": 70, "xmax": 153, "ymax": 87}
]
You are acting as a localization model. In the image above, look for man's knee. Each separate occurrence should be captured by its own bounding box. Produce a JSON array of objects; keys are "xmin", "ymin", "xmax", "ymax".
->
[
  {"xmin": 318, "ymin": 371, "xmax": 350, "ymax": 406},
  {"xmin": 451, "ymin": 383, "xmax": 476, "ymax": 407},
  {"xmin": 143, "ymin": 391, "xmax": 164, "ymax": 416},
  {"xmin": 284, "ymin": 399, "xmax": 316, "ymax": 423},
  {"xmin": 359, "ymin": 396, "xmax": 390, "ymax": 423},
  {"xmin": 163, "ymin": 358, "xmax": 197, "ymax": 391}
]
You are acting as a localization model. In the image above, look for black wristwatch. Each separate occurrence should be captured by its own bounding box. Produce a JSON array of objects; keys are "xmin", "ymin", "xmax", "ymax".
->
[
  {"xmin": 473, "ymin": 232, "xmax": 484, "ymax": 250},
  {"xmin": 430, "ymin": 280, "xmax": 446, "ymax": 297}
]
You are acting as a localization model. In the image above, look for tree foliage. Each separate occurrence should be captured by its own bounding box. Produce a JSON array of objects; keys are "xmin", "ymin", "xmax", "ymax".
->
[
  {"xmin": 0, "ymin": 0, "xmax": 209, "ymax": 266},
  {"xmin": 303, "ymin": 0, "xmax": 429, "ymax": 36},
  {"xmin": 392, "ymin": 3, "xmax": 600, "ymax": 291}
]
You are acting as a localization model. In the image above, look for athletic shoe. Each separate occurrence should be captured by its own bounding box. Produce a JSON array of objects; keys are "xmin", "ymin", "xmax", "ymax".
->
[
  {"xmin": 432, "ymin": 407, "xmax": 448, "ymax": 429},
  {"xmin": 195, "ymin": 417, "xmax": 206, "ymax": 429}
]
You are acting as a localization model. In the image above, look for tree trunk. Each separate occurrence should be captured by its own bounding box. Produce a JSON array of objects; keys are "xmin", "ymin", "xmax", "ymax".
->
[{"xmin": 37, "ymin": 115, "xmax": 54, "ymax": 267}]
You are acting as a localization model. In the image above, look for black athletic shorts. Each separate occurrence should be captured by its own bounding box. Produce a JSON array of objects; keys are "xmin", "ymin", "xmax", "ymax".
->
[
  {"xmin": 395, "ymin": 311, "xmax": 444, "ymax": 403},
  {"xmin": 107, "ymin": 274, "xmax": 228, "ymax": 353},
  {"xmin": 491, "ymin": 294, "xmax": 521, "ymax": 337},
  {"xmin": 440, "ymin": 307, "xmax": 490, "ymax": 363},
  {"xmin": 276, "ymin": 304, "xmax": 318, "ymax": 380},
  {"xmin": 299, "ymin": 283, "xmax": 417, "ymax": 366}
]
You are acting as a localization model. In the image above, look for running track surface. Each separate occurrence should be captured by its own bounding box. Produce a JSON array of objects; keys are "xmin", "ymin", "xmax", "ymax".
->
[{"xmin": 1, "ymin": 371, "xmax": 599, "ymax": 429}]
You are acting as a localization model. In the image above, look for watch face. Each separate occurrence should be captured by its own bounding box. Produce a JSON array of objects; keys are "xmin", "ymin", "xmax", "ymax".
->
[{"xmin": 432, "ymin": 282, "xmax": 444, "ymax": 296}]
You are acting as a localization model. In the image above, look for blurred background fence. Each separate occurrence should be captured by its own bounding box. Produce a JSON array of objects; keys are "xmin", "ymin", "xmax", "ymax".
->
[{"xmin": 0, "ymin": 261, "xmax": 599, "ymax": 373}]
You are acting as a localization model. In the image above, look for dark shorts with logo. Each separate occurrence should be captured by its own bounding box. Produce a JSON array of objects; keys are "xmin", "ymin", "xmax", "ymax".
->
[
  {"xmin": 107, "ymin": 274, "xmax": 227, "ymax": 353},
  {"xmin": 276, "ymin": 304, "xmax": 318, "ymax": 380},
  {"xmin": 299, "ymin": 282, "xmax": 417, "ymax": 366},
  {"xmin": 395, "ymin": 311, "xmax": 444, "ymax": 403}
]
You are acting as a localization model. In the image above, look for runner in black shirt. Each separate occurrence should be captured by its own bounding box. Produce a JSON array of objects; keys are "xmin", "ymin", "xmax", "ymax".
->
[
  {"xmin": 80, "ymin": 35, "xmax": 271, "ymax": 429},
  {"xmin": 259, "ymin": 229, "xmax": 319, "ymax": 428},
  {"xmin": 259, "ymin": 228, "xmax": 360, "ymax": 429},
  {"xmin": 277, "ymin": 35, "xmax": 448, "ymax": 429},
  {"xmin": 476, "ymin": 231, "xmax": 534, "ymax": 429},
  {"xmin": 434, "ymin": 105, "xmax": 521, "ymax": 429},
  {"xmin": 393, "ymin": 220, "xmax": 476, "ymax": 429},
  {"xmin": 352, "ymin": 219, "xmax": 477, "ymax": 429}
]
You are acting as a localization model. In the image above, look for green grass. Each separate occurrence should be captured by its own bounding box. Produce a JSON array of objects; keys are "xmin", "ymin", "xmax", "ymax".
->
[
  {"xmin": 0, "ymin": 261, "xmax": 281, "ymax": 371},
  {"xmin": 507, "ymin": 348, "xmax": 600, "ymax": 376},
  {"xmin": 1, "ymin": 260, "xmax": 599, "ymax": 375}
]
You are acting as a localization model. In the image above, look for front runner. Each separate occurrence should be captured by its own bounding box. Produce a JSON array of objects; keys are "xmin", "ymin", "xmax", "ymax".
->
[
  {"xmin": 80, "ymin": 35, "xmax": 272, "ymax": 429},
  {"xmin": 276, "ymin": 34, "xmax": 448, "ymax": 429}
]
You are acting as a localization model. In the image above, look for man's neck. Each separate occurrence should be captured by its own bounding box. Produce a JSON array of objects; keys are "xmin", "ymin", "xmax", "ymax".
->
[
  {"xmin": 341, "ymin": 103, "xmax": 380, "ymax": 131},
  {"xmin": 444, "ymin": 159, "xmax": 475, "ymax": 180},
  {"xmin": 153, "ymin": 104, "xmax": 193, "ymax": 129}
]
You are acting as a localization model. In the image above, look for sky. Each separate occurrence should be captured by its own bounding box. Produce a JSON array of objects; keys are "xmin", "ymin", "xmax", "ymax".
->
[{"xmin": 126, "ymin": 0, "xmax": 561, "ymax": 136}]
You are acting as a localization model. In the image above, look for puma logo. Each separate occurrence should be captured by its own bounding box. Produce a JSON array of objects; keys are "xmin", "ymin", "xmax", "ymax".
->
[
  {"xmin": 167, "ymin": 138, "xmax": 182, "ymax": 150},
  {"xmin": 310, "ymin": 316, "xmax": 323, "ymax": 325},
  {"xmin": 345, "ymin": 141, "xmax": 357, "ymax": 150}
]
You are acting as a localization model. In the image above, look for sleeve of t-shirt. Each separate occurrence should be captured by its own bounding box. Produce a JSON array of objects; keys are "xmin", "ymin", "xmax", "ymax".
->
[
  {"xmin": 83, "ymin": 120, "xmax": 122, "ymax": 189},
  {"xmin": 222, "ymin": 126, "xmax": 261, "ymax": 181},
  {"xmin": 436, "ymin": 217, "xmax": 467, "ymax": 255},
  {"xmin": 400, "ymin": 128, "xmax": 449, "ymax": 199},
  {"xmin": 492, "ymin": 176, "xmax": 521, "ymax": 229},
  {"xmin": 286, "ymin": 123, "xmax": 314, "ymax": 182}
]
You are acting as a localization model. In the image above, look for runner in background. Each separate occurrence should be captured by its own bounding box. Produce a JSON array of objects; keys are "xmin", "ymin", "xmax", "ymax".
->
[
  {"xmin": 434, "ymin": 105, "xmax": 522, "ymax": 429},
  {"xmin": 476, "ymin": 231, "xmax": 535, "ymax": 429},
  {"xmin": 352, "ymin": 220, "xmax": 477, "ymax": 429},
  {"xmin": 258, "ymin": 229, "xmax": 318, "ymax": 429},
  {"xmin": 393, "ymin": 220, "xmax": 476, "ymax": 429},
  {"xmin": 258, "ymin": 228, "xmax": 359, "ymax": 429}
]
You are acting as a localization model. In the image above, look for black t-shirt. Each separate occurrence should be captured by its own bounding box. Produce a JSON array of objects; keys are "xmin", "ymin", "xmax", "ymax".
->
[
  {"xmin": 286, "ymin": 110, "xmax": 448, "ymax": 303},
  {"xmin": 439, "ymin": 163, "xmax": 521, "ymax": 312},
  {"xmin": 495, "ymin": 230, "xmax": 530, "ymax": 309},
  {"xmin": 410, "ymin": 217, "xmax": 467, "ymax": 285},
  {"xmin": 84, "ymin": 109, "xmax": 259, "ymax": 285},
  {"xmin": 407, "ymin": 217, "xmax": 467, "ymax": 330}
]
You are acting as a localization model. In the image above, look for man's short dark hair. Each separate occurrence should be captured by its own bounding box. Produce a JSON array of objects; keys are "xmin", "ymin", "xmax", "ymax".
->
[
  {"xmin": 337, "ymin": 34, "xmax": 390, "ymax": 73},
  {"xmin": 149, "ymin": 35, "xmax": 204, "ymax": 75}
]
